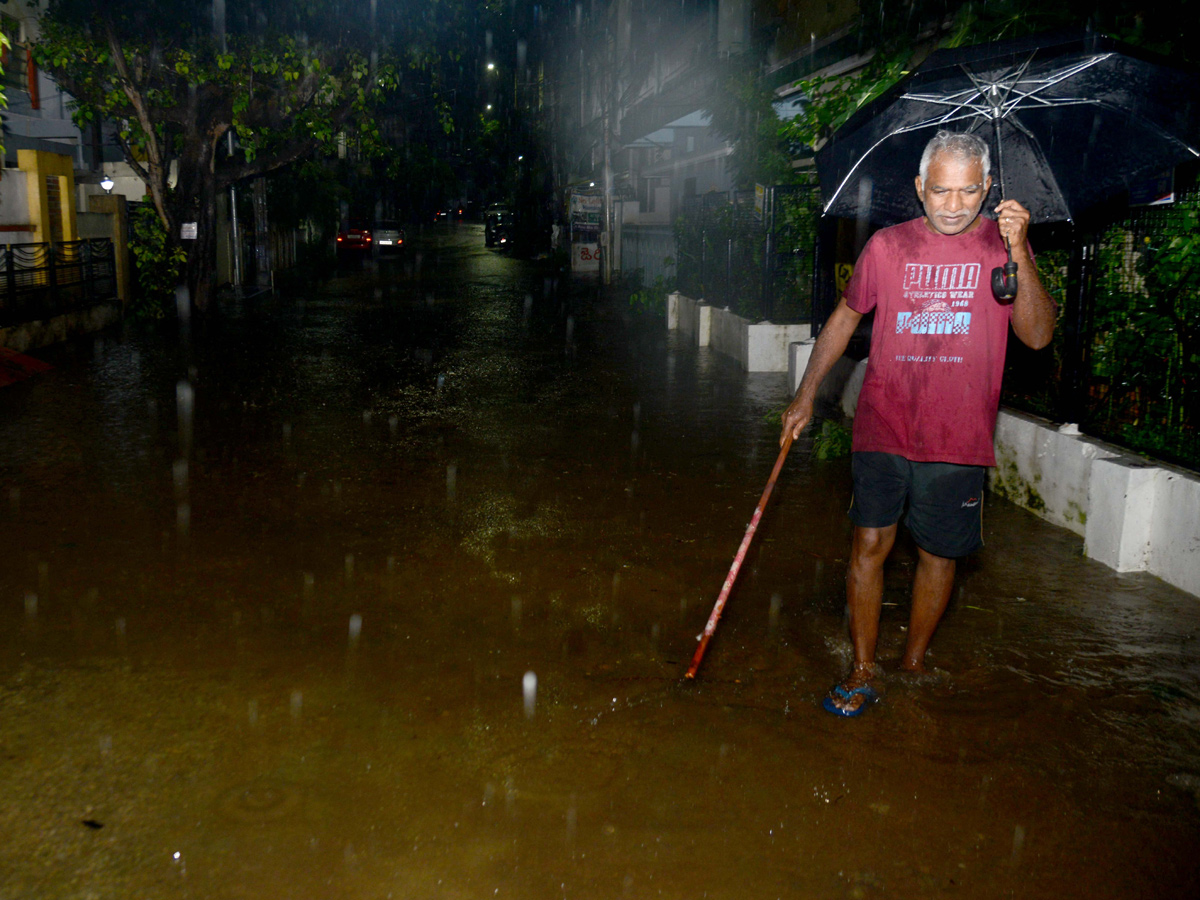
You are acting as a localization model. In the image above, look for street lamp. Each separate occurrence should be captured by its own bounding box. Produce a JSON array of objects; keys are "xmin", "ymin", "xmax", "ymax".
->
[
  {"xmin": 100, "ymin": 175, "xmax": 114, "ymax": 194},
  {"xmin": 486, "ymin": 62, "xmax": 496, "ymax": 72}
]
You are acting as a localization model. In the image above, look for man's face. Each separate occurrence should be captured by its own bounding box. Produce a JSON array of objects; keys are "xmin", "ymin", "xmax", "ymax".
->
[{"xmin": 915, "ymin": 152, "xmax": 992, "ymax": 236}]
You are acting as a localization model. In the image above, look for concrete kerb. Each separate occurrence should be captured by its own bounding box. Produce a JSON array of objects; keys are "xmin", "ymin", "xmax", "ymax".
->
[{"xmin": 992, "ymin": 411, "xmax": 1199, "ymax": 598}]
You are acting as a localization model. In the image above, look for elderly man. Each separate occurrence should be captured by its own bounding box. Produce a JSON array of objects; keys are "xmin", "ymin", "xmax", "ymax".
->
[{"xmin": 781, "ymin": 130, "xmax": 1057, "ymax": 716}]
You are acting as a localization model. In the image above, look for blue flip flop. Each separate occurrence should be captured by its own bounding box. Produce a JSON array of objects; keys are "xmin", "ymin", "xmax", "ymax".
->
[{"xmin": 822, "ymin": 683, "xmax": 879, "ymax": 717}]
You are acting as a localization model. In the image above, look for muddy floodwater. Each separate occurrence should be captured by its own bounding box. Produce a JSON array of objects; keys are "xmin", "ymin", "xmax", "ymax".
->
[{"xmin": 2, "ymin": 227, "xmax": 1198, "ymax": 899}]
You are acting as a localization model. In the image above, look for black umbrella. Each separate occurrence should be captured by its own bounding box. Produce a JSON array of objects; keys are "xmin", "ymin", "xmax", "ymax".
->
[{"xmin": 816, "ymin": 29, "xmax": 1200, "ymax": 228}]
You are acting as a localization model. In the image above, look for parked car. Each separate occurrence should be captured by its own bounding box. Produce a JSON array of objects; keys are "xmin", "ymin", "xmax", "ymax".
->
[
  {"xmin": 374, "ymin": 221, "xmax": 406, "ymax": 254},
  {"xmin": 484, "ymin": 206, "xmax": 512, "ymax": 248},
  {"xmin": 336, "ymin": 221, "xmax": 372, "ymax": 258}
]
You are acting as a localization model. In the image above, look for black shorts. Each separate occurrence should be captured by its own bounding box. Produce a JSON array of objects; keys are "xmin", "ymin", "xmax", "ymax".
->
[{"xmin": 849, "ymin": 452, "xmax": 986, "ymax": 558}]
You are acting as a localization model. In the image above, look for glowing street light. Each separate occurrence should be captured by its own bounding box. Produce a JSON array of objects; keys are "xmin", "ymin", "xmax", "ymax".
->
[{"xmin": 100, "ymin": 175, "xmax": 114, "ymax": 194}]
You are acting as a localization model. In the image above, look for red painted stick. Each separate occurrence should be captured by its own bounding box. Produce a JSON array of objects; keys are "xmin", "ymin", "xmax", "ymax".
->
[{"xmin": 686, "ymin": 431, "xmax": 794, "ymax": 679}]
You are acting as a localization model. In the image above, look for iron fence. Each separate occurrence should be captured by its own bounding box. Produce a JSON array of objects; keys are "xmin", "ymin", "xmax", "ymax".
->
[
  {"xmin": 0, "ymin": 239, "xmax": 118, "ymax": 326},
  {"xmin": 621, "ymin": 224, "xmax": 675, "ymax": 287},
  {"xmin": 1003, "ymin": 188, "xmax": 1198, "ymax": 469},
  {"xmin": 675, "ymin": 177, "xmax": 823, "ymax": 323}
]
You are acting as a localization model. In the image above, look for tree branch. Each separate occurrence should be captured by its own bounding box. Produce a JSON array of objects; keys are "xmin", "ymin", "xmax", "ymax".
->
[{"xmin": 104, "ymin": 17, "xmax": 171, "ymax": 229}]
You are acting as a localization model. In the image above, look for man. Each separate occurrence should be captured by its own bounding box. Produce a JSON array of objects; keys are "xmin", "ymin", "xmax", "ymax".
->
[{"xmin": 781, "ymin": 130, "xmax": 1057, "ymax": 717}]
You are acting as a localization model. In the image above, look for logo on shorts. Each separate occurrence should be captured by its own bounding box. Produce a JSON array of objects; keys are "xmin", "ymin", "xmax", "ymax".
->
[{"xmin": 961, "ymin": 497, "xmax": 980, "ymax": 508}]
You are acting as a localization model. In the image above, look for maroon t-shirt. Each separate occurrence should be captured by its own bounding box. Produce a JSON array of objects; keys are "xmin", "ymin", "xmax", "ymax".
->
[{"xmin": 845, "ymin": 216, "xmax": 1015, "ymax": 466}]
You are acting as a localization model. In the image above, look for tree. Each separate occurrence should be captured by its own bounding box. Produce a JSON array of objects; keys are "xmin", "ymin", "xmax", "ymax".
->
[{"xmin": 34, "ymin": 0, "xmax": 404, "ymax": 310}]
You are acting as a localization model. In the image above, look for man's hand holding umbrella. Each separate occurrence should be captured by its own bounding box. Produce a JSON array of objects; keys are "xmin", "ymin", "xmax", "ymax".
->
[{"xmin": 995, "ymin": 197, "xmax": 1056, "ymax": 350}]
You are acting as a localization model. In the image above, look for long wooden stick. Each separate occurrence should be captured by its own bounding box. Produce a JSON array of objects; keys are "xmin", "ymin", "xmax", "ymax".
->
[{"xmin": 686, "ymin": 432, "xmax": 793, "ymax": 680}]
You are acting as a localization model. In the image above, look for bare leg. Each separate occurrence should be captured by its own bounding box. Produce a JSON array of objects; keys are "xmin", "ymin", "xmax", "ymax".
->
[
  {"xmin": 827, "ymin": 524, "xmax": 897, "ymax": 713},
  {"xmin": 900, "ymin": 546, "xmax": 956, "ymax": 672}
]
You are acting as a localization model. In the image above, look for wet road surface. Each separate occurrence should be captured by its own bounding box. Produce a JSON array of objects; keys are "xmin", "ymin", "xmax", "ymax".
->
[{"xmin": 2, "ymin": 225, "xmax": 1199, "ymax": 899}]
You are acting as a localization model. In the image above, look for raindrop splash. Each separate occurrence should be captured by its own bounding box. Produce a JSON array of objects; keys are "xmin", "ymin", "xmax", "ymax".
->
[
  {"xmin": 173, "ymin": 458, "xmax": 189, "ymax": 501},
  {"xmin": 175, "ymin": 285, "xmax": 191, "ymax": 328},
  {"xmin": 855, "ymin": 176, "xmax": 875, "ymax": 247},
  {"xmin": 176, "ymin": 503, "xmax": 191, "ymax": 542},
  {"xmin": 523, "ymin": 671, "xmax": 537, "ymax": 719},
  {"xmin": 1011, "ymin": 824, "xmax": 1026, "ymax": 866},
  {"xmin": 176, "ymin": 381, "xmax": 195, "ymax": 458}
]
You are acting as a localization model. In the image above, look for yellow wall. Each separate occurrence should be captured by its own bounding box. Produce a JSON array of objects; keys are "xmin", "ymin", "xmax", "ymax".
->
[
  {"xmin": 17, "ymin": 148, "xmax": 78, "ymax": 242},
  {"xmin": 87, "ymin": 193, "xmax": 131, "ymax": 305}
]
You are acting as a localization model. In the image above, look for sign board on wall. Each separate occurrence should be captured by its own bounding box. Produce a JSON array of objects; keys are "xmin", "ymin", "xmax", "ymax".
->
[
  {"xmin": 572, "ymin": 242, "xmax": 600, "ymax": 273},
  {"xmin": 569, "ymin": 190, "xmax": 602, "ymax": 273}
]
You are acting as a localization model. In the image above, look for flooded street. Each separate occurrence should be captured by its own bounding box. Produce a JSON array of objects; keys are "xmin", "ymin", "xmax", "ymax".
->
[{"xmin": 2, "ymin": 226, "xmax": 1199, "ymax": 899}]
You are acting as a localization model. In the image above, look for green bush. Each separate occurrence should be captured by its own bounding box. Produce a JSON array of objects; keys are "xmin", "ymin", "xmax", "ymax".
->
[
  {"xmin": 128, "ymin": 205, "xmax": 186, "ymax": 319},
  {"xmin": 628, "ymin": 259, "xmax": 675, "ymax": 319},
  {"xmin": 812, "ymin": 419, "xmax": 852, "ymax": 459}
]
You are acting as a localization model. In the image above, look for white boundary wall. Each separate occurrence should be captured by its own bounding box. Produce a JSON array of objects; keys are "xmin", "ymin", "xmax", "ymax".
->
[
  {"xmin": 992, "ymin": 410, "xmax": 1199, "ymax": 597},
  {"xmin": 666, "ymin": 292, "xmax": 809, "ymax": 372}
]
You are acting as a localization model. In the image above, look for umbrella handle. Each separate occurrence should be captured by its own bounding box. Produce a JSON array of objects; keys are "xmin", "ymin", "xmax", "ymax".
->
[{"xmin": 991, "ymin": 237, "xmax": 1018, "ymax": 302}]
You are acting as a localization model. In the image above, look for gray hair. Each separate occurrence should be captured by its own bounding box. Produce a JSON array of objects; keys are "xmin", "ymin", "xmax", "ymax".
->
[{"xmin": 918, "ymin": 130, "xmax": 991, "ymax": 184}]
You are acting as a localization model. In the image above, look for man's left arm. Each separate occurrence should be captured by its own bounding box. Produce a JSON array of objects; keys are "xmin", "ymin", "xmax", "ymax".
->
[{"xmin": 996, "ymin": 198, "xmax": 1057, "ymax": 350}]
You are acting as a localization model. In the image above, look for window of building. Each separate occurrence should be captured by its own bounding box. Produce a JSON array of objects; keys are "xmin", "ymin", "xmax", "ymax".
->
[{"xmin": 1, "ymin": 15, "xmax": 29, "ymax": 92}]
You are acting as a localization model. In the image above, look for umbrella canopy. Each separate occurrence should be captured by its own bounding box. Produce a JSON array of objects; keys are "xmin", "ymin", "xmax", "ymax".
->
[{"xmin": 816, "ymin": 29, "xmax": 1200, "ymax": 226}]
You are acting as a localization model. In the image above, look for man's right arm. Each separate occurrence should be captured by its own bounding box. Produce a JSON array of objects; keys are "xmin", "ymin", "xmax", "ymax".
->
[{"xmin": 780, "ymin": 298, "xmax": 864, "ymax": 444}]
